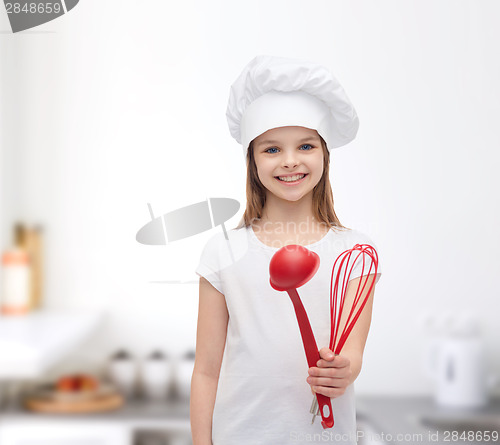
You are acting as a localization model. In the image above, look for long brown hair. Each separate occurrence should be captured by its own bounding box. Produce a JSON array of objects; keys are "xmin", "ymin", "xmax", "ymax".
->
[{"xmin": 234, "ymin": 134, "xmax": 348, "ymax": 231}]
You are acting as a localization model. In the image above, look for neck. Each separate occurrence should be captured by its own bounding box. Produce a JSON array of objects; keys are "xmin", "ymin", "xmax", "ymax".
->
[{"xmin": 258, "ymin": 191, "xmax": 319, "ymax": 230}]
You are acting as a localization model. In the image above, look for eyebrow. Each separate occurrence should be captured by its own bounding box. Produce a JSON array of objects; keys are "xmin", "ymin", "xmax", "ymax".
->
[{"xmin": 256, "ymin": 136, "xmax": 319, "ymax": 146}]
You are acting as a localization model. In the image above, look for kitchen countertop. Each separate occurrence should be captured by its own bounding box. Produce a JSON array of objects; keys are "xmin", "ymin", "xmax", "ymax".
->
[
  {"xmin": 1, "ymin": 394, "xmax": 499, "ymax": 442},
  {"xmin": 0, "ymin": 397, "xmax": 191, "ymax": 430},
  {"xmin": 356, "ymin": 396, "xmax": 500, "ymax": 445}
]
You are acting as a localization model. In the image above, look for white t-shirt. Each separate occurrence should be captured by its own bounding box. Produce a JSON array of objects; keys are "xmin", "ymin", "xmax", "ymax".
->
[{"xmin": 195, "ymin": 225, "xmax": 382, "ymax": 445}]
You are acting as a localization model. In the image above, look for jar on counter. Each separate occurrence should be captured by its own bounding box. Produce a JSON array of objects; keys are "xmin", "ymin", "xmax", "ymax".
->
[
  {"xmin": 140, "ymin": 350, "xmax": 172, "ymax": 401},
  {"xmin": 108, "ymin": 350, "xmax": 137, "ymax": 399},
  {"xmin": 175, "ymin": 350, "xmax": 195, "ymax": 400}
]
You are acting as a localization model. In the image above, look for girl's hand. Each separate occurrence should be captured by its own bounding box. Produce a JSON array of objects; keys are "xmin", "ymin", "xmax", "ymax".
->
[{"xmin": 306, "ymin": 347, "xmax": 352, "ymax": 398}]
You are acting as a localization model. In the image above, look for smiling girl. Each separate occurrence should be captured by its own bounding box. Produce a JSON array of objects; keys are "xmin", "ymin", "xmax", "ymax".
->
[{"xmin": 191, "ymin": 55, "xmax": 382, "ymax": 445}]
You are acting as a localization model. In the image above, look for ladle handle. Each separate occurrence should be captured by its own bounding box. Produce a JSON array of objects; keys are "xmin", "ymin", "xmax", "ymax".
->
[{"xmin": 287, "ymin": 289, "xmax": 334, "ymax": 429}]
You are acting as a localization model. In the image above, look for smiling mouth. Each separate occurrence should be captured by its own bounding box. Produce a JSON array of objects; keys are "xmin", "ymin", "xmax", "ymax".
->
[{"xmin": 275, "ymin": 174, "xmax": 307, "ymax": 182}]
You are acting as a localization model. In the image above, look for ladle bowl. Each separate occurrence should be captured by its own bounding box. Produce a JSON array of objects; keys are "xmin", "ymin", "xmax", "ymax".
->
[{"xmin": 269, "ymin": 244, "xmax": 320, "ymax": 291}]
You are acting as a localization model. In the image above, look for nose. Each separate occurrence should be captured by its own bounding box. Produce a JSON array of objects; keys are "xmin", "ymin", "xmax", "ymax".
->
[{"xmin": 282, "ymin": 150, "xmax": 298, "ymax": 169}]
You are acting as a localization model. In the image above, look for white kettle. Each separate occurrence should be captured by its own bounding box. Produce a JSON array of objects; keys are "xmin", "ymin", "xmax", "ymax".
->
[{"xmin": 426, "ymin": 316, "xmax": 496, "ymax": 408}]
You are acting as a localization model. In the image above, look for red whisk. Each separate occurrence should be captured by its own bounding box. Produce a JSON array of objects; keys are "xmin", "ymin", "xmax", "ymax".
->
[
  {"xmin": 310, "ymin": 243, "xmax": 379, "ymax": 425},
  {"xmin": 269, "ymin": 243, "xmax": 379, "ymax": 429}
]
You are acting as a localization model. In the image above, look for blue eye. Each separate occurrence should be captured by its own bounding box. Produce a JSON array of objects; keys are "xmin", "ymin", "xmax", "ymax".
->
[{"xmin": 265, "ymin": 144, "xmax": 314, "ymax": 153}]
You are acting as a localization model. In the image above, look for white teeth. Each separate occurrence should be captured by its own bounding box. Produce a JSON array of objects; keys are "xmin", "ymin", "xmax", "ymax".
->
[{"xmin": 278, "ymin": 174, "xmax": 305, "ymax": 182}]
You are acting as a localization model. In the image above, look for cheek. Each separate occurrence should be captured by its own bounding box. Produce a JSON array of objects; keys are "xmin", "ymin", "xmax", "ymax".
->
[
  {"xmin": 255, "ymin": 161, "xmax": 273, "ymax": 180},
  {"xmin": 313, "ymin": 158, "xmax": 324, "ymax": 179},
  {"xmin": 254, "ymin": 166, "xmax": 269, "ymax": 186},
  {"xmin": 310, "ymin": 166, "xmax": 324, "ymax": 187}
]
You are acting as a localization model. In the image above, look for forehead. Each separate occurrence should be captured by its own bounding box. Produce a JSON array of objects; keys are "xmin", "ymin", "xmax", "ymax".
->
[{"xmin": 253, "ymin": 126, "xmax": 320, "ymax": 145}]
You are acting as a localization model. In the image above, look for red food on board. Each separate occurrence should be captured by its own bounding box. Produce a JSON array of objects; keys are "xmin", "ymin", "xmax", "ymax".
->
[{"xmin": 56, "ymin": 374, "xmax": 99, "ymax": 392}]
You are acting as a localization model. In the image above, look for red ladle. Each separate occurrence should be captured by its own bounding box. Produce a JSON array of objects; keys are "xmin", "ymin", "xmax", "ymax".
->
[{"xmin": 269, "ymin": 244, "xmax": 334, "ymax": 429}]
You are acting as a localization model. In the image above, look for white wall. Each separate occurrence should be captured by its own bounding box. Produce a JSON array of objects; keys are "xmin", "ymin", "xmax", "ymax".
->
[{"xmin": 1, "ymin": 0, "xmax": 499, "ymax": 396}]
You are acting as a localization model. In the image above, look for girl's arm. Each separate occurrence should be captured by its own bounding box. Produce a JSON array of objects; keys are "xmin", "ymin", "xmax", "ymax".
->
[
  {"xmin": 307, "ymin": 274, "xmax": 377, "ymax": 397},
  {"xmin": 336, "ymin": 274, "xmax": 376, "ymax": 384},
  {"xmin": 190, "ymin": 277, "xmax": 229, "ymax": 445}
]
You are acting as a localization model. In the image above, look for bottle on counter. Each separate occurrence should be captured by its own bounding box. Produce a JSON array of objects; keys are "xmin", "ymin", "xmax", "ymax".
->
[
  {"xmin": 25, "ymin": 225, "xmax": 43, "ymax": 310},
  {"xmin": 19, "ymin": 224, "xmax": 44, "ymax": 310},
  {"xmin": 1, "ymin": 224, "xmax": 31, "ymax": 316}
]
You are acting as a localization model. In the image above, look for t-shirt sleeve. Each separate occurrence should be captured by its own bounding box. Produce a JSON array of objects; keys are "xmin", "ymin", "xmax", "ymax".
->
[
  {"xmin": 195, "ymin": 234, "xmax": 224, "ymax": 294},
  {"xmin": 347, "ymin": 231, "xmax": 382, "ymax": 286}
]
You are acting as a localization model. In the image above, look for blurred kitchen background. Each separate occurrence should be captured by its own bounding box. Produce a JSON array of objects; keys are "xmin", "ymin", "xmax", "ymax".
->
[{"xmin": 1, "ymin": 1, "xmax": 500, "ymax": 444}]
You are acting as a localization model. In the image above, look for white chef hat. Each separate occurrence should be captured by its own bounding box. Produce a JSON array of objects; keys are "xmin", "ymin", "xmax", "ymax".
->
[{"xmin": 226, "ymin": 54, "xmax": 359, "ymax": 158}]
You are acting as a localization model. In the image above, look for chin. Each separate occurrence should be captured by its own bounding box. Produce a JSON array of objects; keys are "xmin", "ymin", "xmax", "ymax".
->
[{"xmin": 278, "ymin": 191, "xmax": 309, "ymax": 202}]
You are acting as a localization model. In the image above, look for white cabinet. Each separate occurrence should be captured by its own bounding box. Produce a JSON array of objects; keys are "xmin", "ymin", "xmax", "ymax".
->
[
  {"xmin": 0, "ymin": 400, "xmax": 192, "ymax": 445},
  {"xmin": 0, "ymin": 421, "xmax": 131, "ymax": 445}
]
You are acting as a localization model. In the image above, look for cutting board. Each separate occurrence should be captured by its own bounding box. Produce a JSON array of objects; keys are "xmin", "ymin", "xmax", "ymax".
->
[{"xmin": 25, "ymin": 392, "xmax": 124, "ymax": 414}]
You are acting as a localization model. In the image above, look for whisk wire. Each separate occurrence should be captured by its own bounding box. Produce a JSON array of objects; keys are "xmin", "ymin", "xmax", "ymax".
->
[
  {"xmin": 329, "ymin": 244, "xmax": 379, "ymax": 354},
  {"xmin": 330, "ymin": 248, "xmax": 360, "ymax": 352}
]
